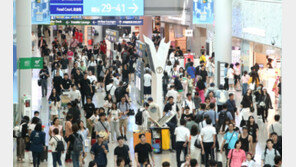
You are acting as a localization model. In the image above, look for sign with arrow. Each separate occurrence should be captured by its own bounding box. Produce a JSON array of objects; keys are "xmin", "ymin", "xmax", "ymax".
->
[
  {"xmin": 83, "ymin": 0, "xmax": 144, "ymax": 16},
  {"xmin": 51, "ymin": 19, "xmax": 143, "ymax": 25}
]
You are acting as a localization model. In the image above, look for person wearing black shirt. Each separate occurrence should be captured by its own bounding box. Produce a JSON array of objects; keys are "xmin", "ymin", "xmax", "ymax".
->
[
  {"xmin": 80, "ymin": 73, "xmax": 92, "ymax": 106},
  {"xmin": 176, "ymin": 47, "xmax": 183, "ymax": 57},
  {"xmin": 74, "ymin": 69, "xmax": 83, "ymax": 88},
  {"xmin": 114, "ymin": 136, "xmax": 132, "ymax": 167},
  {"xmin": 122, "ymin": 64, "xmax": 129, "ymax": 83},
  {"xmin": 135, "ymin": 134, "xmax": 154, "ymax": 167},
  {"xmin": 66, "ymin": 124, "xmax": 84, "ymax": 166},
  {"xmin": 60, "ymin": 54, "xmax": 69, "ymax": 72},
  {"xmin": 199, "ymin": 65, "xmax": 208, "ymax": 84},
  {"xmin": 67, "ymin": 101, "xmax": 81, "ymax": 125},
  {"xmin": 271, "ymin": 132, "xmax": 282, "ymax": 156},
  {"xmin": 71, "ymin": 62, "xmax": 80, "ymax": 79},
  {"xmin": 163, "ymin": 96, "xmax": 180, "ymax": 151},
  {"xmin": 61, "ymin": 74, "xmax": 72, "ymax": 91},
  {"xmin": 52, "ymin": 71, "xmax": 63, "ymax": 95},
  {"xmin": 39, "ymin": 66, "xmax": 49, "ymax": 97}
]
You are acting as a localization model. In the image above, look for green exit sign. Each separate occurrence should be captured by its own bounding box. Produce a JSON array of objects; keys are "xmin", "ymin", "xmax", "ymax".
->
[{"xmin": 18, "ymin": 57, "xmax": 43, "ymax": 69}]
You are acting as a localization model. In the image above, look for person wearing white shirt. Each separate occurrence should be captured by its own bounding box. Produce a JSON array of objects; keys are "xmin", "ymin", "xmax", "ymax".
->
[
  {"xmin": 182, "ymin": 93, "xmax": 196, "ymax": 115},
  {"xmin": 87, "ymin": 71, "xmax": 97, "ymax": 99},
  {"xmin": 200, "ymin": 118, "xmax": 217, "ymax": 167},
  {"xmin": 108, "ymin": 103, "xmax": 121, "ymax": 142},
  {"xmin": 227, "ymin": 64, "xmax": 235, "ymax": 91},
  {"xmin": 48, "ymin": 128, "xmax": 66, "ymax": 167},
  {"xmin": 69, "ymin": 85, "xmax": 81, "ymax": 102},
  {"xmin": 269, "ymin": 114, "xmax": 282, "ymax": 139},
  {"xmin": 87, "ymin": 56, "xmax": 97, "ymax": 74},
  {"xmin": 113, "ymin": 74, "xmax": 120, "ymax": 87},
  {"xmin": 165, "ymin": 85, "xmax": 179, "ymax": 103},
  {"xmin": 174, "ymin": 119, "xmax": 190, "ymax": 167},
  {"xmin": 106, "ymin": 79, "xmax": 117, "ymax": 97},
  {"xmin": 143, "ymin": 71, "xmax": 152, "ymax": 98}
]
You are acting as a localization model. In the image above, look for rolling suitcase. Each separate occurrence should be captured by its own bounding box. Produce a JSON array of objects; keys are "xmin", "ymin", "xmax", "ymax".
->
[{"xmin": 40, "ymin": 146, "xmax": 48, "ymax": 162}]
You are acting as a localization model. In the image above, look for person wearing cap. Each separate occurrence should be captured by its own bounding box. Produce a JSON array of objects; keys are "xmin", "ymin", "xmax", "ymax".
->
[
  {"xmin": 114, "ymin": 136, "xmax": 132, "ymax": 167},
  {"xmin": 90, "ymin": 134, "xmax": 109, "ymax": 167},
  {"xmin": 147, "ymin": 97, "xmax": 161, "ymax": 127}
]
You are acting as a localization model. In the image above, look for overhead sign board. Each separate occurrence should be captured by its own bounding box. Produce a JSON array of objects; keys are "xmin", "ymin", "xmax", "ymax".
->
[
  {"xmin": 193, "ymin": 0, "xmax": 214, "ymax": 24},
  {"xmin": 50, "ymin": 0, "xmax": 144, "ymax": 16},
  {"xmin": 32, "ymin": 0, "xmax": 51, "ymax": 24},
  {"xmin": 50, "ymin": 19, "xmax": 143, "ymax": 25}
]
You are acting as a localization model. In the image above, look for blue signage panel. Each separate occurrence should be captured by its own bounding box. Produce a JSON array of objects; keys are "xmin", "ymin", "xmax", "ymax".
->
[
  {"xmin": 83, "ymin": 0, "xmax": 144, "ymax": 16},
  {"xmin": 51, "ymin": 16, "xmax": 82, "ymax": 19},
  {"xmin": 50, "ymin": 5, "xmax": 83, "ymax": 15},
  {"xmin": 50, "ymin": 0, "xmax": 83, "ymax": 3},
  {"xmin": 118, "ymin": 19, "xmax": 143, "ymax": 25},
  {"xmin": 193, "ymin": 0, "xmax": 214, "ymax": 24},
  {"xmin": 32, "ymin": 0, "xmax": 51, "ymax": 24}
]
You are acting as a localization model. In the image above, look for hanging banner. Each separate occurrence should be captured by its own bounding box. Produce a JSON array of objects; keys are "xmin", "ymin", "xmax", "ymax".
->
[
  {"xmin": 31, "ymin": 0, "xmax": 51, "ymax": 24},
  {"xmin": 193, "ymin": 0, "xmax": 214, "ymax": 24}
]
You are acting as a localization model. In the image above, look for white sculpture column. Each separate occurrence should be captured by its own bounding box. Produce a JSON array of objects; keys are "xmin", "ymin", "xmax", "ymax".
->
[
  {"xmin": 214, "ymin": 0, "xmax": 232, "ymax": 85},
  {"xmin": 143, "ymin": 36, "xmax": 171, "ymax": 115},
  {"xmin": 16, "ymin": 0, "xmax": 32, "ymax": 118}
]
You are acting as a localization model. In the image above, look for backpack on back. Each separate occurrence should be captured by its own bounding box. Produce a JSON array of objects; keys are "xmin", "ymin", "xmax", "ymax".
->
[
  {"xmin": 195, "ymin": 111, "xmax": 205, "ymax": 123},
  {"xmin": 218, "ymin": 91, "xmax": 227, "ymax": 104},
  {"xmin": 54, "ymin": 136, "xmax": 65, "ymax": 152},
  {"xmin": 73, "ymin": 134, "xmax": 83, "ymax": 152},
  {"xmin": 218, "ymin": 111, "xmax": 228, "ymax": 125},
  {"xmin": 135, "ymin": 109, "xmax": 144, "ymax": 125}
]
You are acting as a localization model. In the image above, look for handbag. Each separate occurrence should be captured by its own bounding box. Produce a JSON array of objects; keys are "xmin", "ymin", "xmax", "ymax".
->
[
  {"xmin": 249, "ymin": 82, "xmax": 255, "ymax": 90},
  {"xmin": 223, "ymin": 132, "xmax": 235, "ymax": 151},
  {"xmin": 194, "ymin": 136, "xmax": 202, "ymax": 149},
  {"xmin": 240, "ymin": 116, "xmax": 246, "ymax": 127},
  {"xmin": 38, "ymin": 79, "xmax": 42, "ymax": 86}
]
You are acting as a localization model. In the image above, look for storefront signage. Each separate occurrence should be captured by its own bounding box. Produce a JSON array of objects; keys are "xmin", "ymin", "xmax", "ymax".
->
[
  {"xmin": 50, "ymin": 0, "xmax": 144, "ymax": 16},
  {"xmin": 18, "ymin": 57, "xmax": 44, "ymax": 70},
  {"xmin": 31, "ymin": 0, "xmax": 51, "ymax": 24},
  {"xmin": 106, "ymin": 29, "xmax": 119, "ymax": 43},
  {"xmin": 185, "ymin": 29, "xmax": 193, "ymax": 37},
  {"xmin": 193, "ymin": 0, "xmax": 214, "ymax": 24},
  {"xmin": 84, "ymin": 0, "xmax": 144, "ymax": 16}
]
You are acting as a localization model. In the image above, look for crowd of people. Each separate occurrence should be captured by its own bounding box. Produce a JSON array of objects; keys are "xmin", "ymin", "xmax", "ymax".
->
[{"xmin": 13, "ymin": 26, "xmax": 282, "ymax": 167}]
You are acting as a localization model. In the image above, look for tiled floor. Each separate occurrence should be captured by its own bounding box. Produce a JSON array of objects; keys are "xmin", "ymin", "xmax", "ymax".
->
[{"xmin": 13, "ymin": 57, "xmax": 280, "ymax": 167}]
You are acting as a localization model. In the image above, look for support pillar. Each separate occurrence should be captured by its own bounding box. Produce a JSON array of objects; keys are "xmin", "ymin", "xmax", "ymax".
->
[
  {"xmin": 16, "ymin": 0, "xmax": 32, "ymax": 118},
  {"xmin": 93, "ymin": 26, "xmax": 103, "ymax": 44},
  {"xmin": 214, "ymin": 0, "xmax": 232, "ymax": 85},
  {"xmin": 139, "ymin": 16, "xmax": 153, "ymax": 42}
]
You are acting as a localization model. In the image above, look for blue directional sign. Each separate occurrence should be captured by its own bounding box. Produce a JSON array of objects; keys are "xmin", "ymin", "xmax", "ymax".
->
[
  {"xmin": 83, "ymin": 0, "xmax": 144, "ymax": 16},
  {"xmin": 193, "ymin": 0, "xmax": 214, "ymax": 24},
  {"xmin": 118, "ymin": 19, "xmax": 143, "ymax": 25},
  {"xmin": 50, "ymin": 5, "xmax": 83, "ymax": 15}
]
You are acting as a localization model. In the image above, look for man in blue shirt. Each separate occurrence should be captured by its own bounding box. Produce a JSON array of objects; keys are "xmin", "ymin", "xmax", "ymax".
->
[
  {"xmin": 186, "ymin": 62, "xmax": 196, "ymax": 79},
  {"xmin": 226, "ymin": 93, "xmax": 238, "ymax": 120},
  {"xmin": 220, "ymin": 123, "xmax": 240, "ymax": 157},
  {"xmin": 90, "ymin": 134, "xmax": 109, "ymax": 167},
  {"xmin": 205, "ymin": 103, "xmax": 217, "ymax": 126}
]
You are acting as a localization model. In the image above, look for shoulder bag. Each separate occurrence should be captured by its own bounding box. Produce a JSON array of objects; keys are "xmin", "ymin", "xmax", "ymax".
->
[
  {"xmin": 194, "ymin": 135, "xmax": 202, "ymax": 149},
  {"xmin": 223, "ymin": 132, "xmax": 235, "ymax": 151}
]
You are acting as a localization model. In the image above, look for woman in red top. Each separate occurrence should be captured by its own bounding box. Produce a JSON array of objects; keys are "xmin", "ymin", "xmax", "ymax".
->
[
  {"xmin": 100, "ymin": 41, "xmax": 107, "ymax": 55},
  {"xmin": 78, "ymin": 30, "xmax": 83, "ymax": 44},
  {"xmin": 228, "ymin": 140, "xmax": 246, "ymax": 167}
]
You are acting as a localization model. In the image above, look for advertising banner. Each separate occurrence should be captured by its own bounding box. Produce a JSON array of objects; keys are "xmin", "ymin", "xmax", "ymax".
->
[
  {"xmin": 193, "ymin": 0, "xmax": 214, "ymax": 24},
  {"xmin": 31, "ymin": 0, "xmax": 51, "ymax": 24}
]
